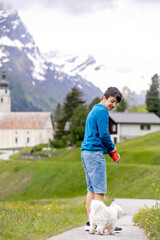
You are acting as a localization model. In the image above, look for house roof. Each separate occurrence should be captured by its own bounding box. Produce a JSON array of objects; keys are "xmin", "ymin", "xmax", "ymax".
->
[
  {"xmin": 0, "ymin": 112, "xmax": 52, "ymax": 129},
  {"xmin": 109, "ymin": 112, "xmax": 160, "ymax": 124}
]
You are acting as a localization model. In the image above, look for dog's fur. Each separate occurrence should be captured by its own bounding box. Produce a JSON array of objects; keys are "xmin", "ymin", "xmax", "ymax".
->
[{"xmin": 89, "ymin": 200, "xmax": 124, "ymax": 235}]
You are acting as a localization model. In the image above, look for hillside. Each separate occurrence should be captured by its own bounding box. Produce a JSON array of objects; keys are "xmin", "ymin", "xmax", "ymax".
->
[
  {"xmin": 0, "ymin": 131, "xmax": 159, "ymax": 201},
  {"xmin": 129, "ymin": 104, "xmax": 148, "ymax": 113},
  {"xmin": 137, "ymin": 104, "xmax": 148, "ymax": 112}
]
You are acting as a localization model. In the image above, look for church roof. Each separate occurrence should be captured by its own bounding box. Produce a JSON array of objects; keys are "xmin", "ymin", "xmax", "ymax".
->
[{"xmin": 0, "ymin": 112, "xmax": 52, "ymax": 129}]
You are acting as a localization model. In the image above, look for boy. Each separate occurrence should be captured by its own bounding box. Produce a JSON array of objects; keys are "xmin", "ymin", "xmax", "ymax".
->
[{"xmin": 81, "ymin": 87, "xmax": 122, "ymax": 231}]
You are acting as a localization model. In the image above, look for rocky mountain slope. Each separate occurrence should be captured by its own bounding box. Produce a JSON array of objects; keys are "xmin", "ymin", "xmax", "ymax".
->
[{"xmin": 0, "ymin": 3, "xmax": 102, "ymax": 112}]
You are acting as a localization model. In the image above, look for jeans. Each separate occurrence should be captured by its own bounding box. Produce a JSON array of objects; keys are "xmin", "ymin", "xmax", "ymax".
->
[{"xmin": 81, "ymin": 151, "xmax": 107, "ymax": 194}]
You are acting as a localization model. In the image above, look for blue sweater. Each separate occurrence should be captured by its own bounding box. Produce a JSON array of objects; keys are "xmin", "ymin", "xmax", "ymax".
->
[{"xmin": 81, "ymin": 103, "xmax": 115, "ymax": 154}]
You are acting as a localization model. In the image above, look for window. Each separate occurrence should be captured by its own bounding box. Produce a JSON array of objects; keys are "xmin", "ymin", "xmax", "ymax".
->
[
  {"xmin": 114, "ymin": 137, "xmax": 117, "ymax": 144},
  {"xmin": 27, "ymin": 137, "xmax": 29, "ymax": 143},
  {"xmin": 5, "ymin": 90, "xmax": 7, "ymax": 93},
  {"xmin": 140, "ymin": 125, "xmax": 151, "ymax": 130},
  {"xmin": 1, "ymin": 98, "xmax": 3, "ymax": 103},
  {"xmin": 15, "ymin": 138, "xmax": 18, "ymax": 143},
  {"xmin": 112, "ymin": 124, "xmax": 117, "ymax": 132}
]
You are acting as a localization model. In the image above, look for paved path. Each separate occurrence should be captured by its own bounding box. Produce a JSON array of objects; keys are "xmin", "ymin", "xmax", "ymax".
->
[
  {"xmin": 47, "ymin": 198, "xmax": 157, "ymax": 240},
  {"xmin": 0, "ymin": 150, "xmax": 18, "ymax": 160}
]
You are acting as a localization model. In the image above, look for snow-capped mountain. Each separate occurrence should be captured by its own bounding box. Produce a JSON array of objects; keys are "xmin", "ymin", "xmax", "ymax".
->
[
  {"xmin": 44, "ymin": 51, "xmax": 107, "ymax": 89},
  {"xmin": 45, "ymin": 51, "xmax": 146, "ymax": 106},
  {"xmin": 0, "ymin": 3, "xmax": 102, "ymax": 112}
]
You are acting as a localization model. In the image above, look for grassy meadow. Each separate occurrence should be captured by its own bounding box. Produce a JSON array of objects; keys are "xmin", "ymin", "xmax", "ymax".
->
[
  {"xmin": 0, "ymin": 131, "xmax": 160, "ymax": 239},
  {"xmin": 129, "ymin": 104, "xmax": 148, "ymax": 113},
  {"xmin": 0, "ymin": 197, "xmax": 87, "ymax": 240}
]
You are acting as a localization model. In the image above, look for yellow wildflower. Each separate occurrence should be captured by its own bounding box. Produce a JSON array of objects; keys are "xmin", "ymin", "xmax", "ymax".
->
[
  {"xmin": 152, "ymin": 183, "xmax": 155, "ymax": 186},
  {"xmin": 153, "ymin": 222, "xmax": 156, "ymax": 224},
  {"xmin": 152, "ymin": 237, "xmax": 155, "ymax": 240},
  {"xmin": 145, "ymin": 218, "xmax": 148, "ymax": 222}
]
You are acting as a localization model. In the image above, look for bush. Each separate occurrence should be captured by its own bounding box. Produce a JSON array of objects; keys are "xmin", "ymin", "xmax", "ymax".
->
[
  {"xmin": 134, "ymin": 184, "xmax": 160, "ymax": 240},
  {"xmin": 34, "ymin": 143, "xmax": 49, "ymax": 152},
  {"xmin": 51, "ymin": 138, "xmax": 68, "ymax": 148},
  {"xmin": 134, "ymin": 203, "xmax": 160, "ymax": 240}
]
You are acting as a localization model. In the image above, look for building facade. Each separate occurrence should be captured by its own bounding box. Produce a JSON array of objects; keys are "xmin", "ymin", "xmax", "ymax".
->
[
  {"xmin": 109, "ymin": 112, "xmax": 160, "ymax": 143},
  {"xmin": 0, "ymin": 69, "xmax": 54, "ymax": 149}
]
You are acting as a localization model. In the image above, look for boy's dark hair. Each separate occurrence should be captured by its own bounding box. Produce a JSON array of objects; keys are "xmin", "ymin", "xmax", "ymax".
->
[{"xmin": 103, "ymin": 87, "xmax": 122, "ymax": 103}]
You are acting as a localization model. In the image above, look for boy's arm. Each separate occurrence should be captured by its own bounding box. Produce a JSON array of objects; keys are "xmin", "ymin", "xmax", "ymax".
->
[
  {"xmin": 111, "ymin": 147, "xmax": 117, "ymax": 152},
  {"xmin": 96, "ymin": 110, "xmax": 115, "ymax": 151}
]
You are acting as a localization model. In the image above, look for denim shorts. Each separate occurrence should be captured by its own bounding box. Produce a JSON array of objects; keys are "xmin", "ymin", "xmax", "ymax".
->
[{"xmin": 81, "ymin": 151, "xmax": 107, "ymax": 194}]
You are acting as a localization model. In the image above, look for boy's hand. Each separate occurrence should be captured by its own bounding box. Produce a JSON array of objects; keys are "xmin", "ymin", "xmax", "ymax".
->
[{"xmin": 110, "ymin": 151, "xmax": 120, "ymax": 162}]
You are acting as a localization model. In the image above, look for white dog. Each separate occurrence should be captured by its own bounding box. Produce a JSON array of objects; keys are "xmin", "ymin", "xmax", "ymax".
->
[{"xmin": 89, "ymin": 200, "xmax": 124, "ymax": 235}]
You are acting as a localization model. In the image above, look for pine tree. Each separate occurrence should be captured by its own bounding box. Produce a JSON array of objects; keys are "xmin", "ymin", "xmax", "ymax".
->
[
  {"xmin": 88, "ymin": 97, "xmax": 101, "ymax": 111},
  {"xmin": 63, "ymin": 87, "xmax": 85, "ymax": 121},
  {"xmin": 55, "ymin": 87, "xmax": 85, "ymax": 139},
  {"xmin": 69, "ymin": 105, "xmax": 88, "ymax": 143},
  {"xmin": 115, "ymin": 98, "xmax": 128, "ymax": 112},
  {"xmin": 54, "ymin": 103, "xmax": 62, "ymax": 122},
  {"xmin": 146, "ymin": 74, "xmax": 160, "ymax": 117}
]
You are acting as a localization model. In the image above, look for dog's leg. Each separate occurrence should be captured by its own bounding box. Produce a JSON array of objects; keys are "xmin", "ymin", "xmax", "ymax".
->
[
  {"xmin": 97, "ymin": 225, "xmax": 104, "ymax": 235},
  {"xmin": 89, "ymin": 221, "xmax": 96, "ymax": 234},
  {"xmin": 108, "ymin": 225, "xmax": 115, "ymax": 235}
]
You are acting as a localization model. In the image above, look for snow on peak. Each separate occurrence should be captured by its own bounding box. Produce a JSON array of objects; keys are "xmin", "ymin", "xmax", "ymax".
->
[
  {"xmin": 44, "ymin": 51, "xmax": 106, "ymax": 87},
  {"xmin": 27, "ymin": 51, "xmax": 48, "ymax": 81},
  {"xmin": 0, "ymin": 3, "xmax": 17, "ymax": 17},
  {"xmin": 1, "ymin": 36, "xmax": 24, "ymax": 49},
  {"xmin": 11, "ymin": 18, "xmax": 20, "ymax": 30}
]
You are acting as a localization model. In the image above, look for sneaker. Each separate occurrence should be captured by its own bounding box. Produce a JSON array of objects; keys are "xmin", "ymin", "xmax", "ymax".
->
[
  {"xmin": 114, "ymin": 226, "xmax": 122, "ymax": 232},
  {"xmin": 85, "ymin": 222, "xmax": 122, "ymax": 232},
  {"xmin": 85, "ymin": 221, "xmax": 90, "ymax": 231}
]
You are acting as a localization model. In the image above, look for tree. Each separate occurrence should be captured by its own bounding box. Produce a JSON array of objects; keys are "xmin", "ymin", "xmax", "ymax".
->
[
  {"xmin": 115, "ymin": 97, "xmax": 128, "ymax": 112},
  {"xmin": 63, "ymin": 87, "xmax": 85, "ymax": 121},
  {"xmin": 146, "ymin": 74, "xmax": 160, "ymax": 117},
  {"xmin": 114, "ymin": 86, "xmax": 128, "ymax": 112},
  {"xmin": 69, "ymin": 105, "xmax": 88, "ymax": 143},
  {"xmin": 88, "ymin": 97, "xmax": 101, "ymax": 111},
  {"xmin": 53, "ymin": 103, "xmax": 62, "ymax": 122},
  {"xmin": 55, "ymin": 87, "xmax": 85, "ymax": 139}
]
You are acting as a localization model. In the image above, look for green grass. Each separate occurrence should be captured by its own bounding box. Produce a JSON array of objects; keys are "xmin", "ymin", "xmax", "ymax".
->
[
  {"xmin": 0, "ymin": 197, "xmax": 87, "ymax": 240},
  {"xmin": 137, "ymin": 104, "xmax": 148, "ymax": 112},
  {"xmin": 0, "ymin": 131, "xmax": 160, "ymax": 239},
  {"xmin": 0, "ymin": 131, "xmax": 160, "ymax": 201},
  {"xmin": 117, "ymin": 130, "xmax": 160, "ymax": 165},
  {"xmin": 129, "ymin": 104, "xmax": 148, "ymax": 113}
]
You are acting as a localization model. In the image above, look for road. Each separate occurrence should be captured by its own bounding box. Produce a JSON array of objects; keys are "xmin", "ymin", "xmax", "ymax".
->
[{"xmin": 47, "ymin": 198, "xmax": 157, "ymax": 240}]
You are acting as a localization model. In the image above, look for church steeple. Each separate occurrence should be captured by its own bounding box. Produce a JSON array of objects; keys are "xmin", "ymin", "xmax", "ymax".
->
[
  {"xmin": 0, "ymin": 68, "xmax": 11, "ymax": 112},
  {"xmin": 0, "ymin": 68, "xmax": 9, "ymax": 89}
]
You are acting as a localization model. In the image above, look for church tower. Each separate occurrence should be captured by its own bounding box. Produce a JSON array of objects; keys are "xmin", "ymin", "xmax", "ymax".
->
[{"xmin": 0, "ymin": 68, "xmax": 11, "ymax": 112}]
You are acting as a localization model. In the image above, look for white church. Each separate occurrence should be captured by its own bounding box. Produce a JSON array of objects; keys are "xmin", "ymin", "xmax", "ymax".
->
[{"xmin": 0, "ymin": 69, "xmax": 54, "ymax": 149}]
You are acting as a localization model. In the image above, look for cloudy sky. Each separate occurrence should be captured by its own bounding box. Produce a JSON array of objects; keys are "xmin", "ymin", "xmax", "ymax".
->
[{"xmin": 3, "ymin": 0, "xmax": 160, "ymax": 93}]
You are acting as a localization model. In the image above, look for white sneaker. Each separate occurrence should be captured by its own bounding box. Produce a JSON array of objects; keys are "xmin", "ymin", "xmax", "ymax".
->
[{"xmin": 85, "ymin": 221, "xmax": 90, "ymax": 231}]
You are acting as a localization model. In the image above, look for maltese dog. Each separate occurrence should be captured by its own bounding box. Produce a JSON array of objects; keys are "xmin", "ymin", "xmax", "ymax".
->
[{"xmin": 89, "ymin": 200, "xmax": 124, "ymax": 235}]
